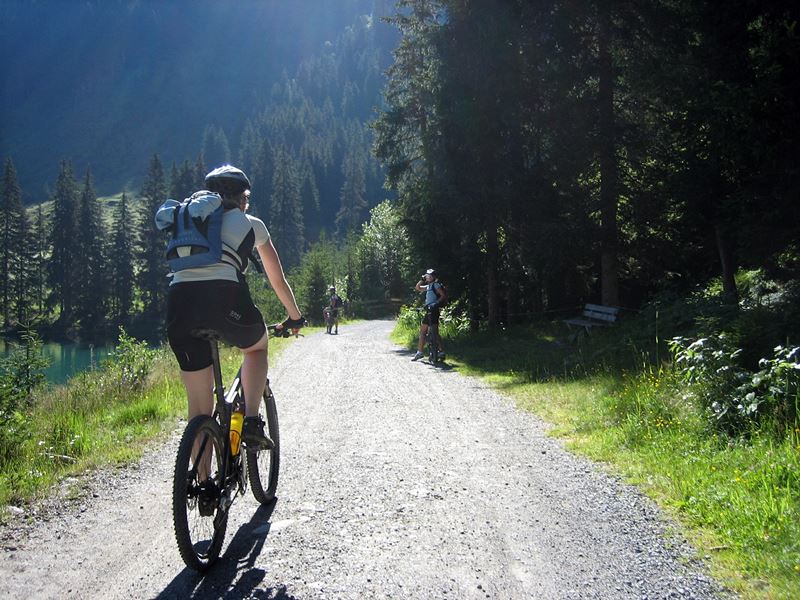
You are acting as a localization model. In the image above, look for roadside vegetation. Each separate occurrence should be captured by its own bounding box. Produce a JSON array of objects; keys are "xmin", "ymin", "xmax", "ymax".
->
[
  {"xmin": 394, "ymin": 273, "xmax": 800, "ymax": 600},
  {"xmin": 0, "ymin": 328, "xmax": 300, "ymax": 515}
]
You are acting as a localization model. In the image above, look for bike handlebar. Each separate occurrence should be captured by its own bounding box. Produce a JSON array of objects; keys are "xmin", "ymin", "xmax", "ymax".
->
[
  {"xmin": 411, "ymin": 305, "xmax": 438, "ymax": 313},
  {"xmin": 267, "ymin": 320, "xmax": 305, "ymax": 338}
]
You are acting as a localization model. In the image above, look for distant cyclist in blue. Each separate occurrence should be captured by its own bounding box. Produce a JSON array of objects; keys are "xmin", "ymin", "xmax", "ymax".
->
[{"xmin": 412, "ymin": 268, "xmax": 447, "ymax": 361}]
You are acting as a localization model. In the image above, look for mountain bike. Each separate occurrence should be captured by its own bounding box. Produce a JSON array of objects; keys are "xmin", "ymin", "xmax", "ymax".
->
[
  {"xmin": 416, "ymin": 305, "xmax": 443, "ymax": 365},
  {"xmin": 171, "ymin": 323, "xmax": 296, "ymax": 572},
  {"xmin": 425, "ymin": 307, "xmax": 440, "ymax": 365},
  {"xmin": 323, "ymin": 306, "xmax": 334, "ymax": 334}
]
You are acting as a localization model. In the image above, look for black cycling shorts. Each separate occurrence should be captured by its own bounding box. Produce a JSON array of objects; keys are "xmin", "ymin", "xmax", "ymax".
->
[
  {"xmin": 166, "ymin": 280, "xmax": 266, "ymax": 371},
  {"xmin": 422, "ymin": 306, "xmax": 440, "ymax": 326}
]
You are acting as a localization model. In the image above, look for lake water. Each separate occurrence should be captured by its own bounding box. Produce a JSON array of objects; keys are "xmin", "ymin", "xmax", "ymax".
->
[{"xmin": 0, "ymin": 340, "xmax": 115, "ymax": 385}]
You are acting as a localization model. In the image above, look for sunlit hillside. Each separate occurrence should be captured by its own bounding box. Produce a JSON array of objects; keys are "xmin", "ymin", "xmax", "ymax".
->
[{"xmin": 1, "ymin": 0, "xmax": 397, "ymax": 209}]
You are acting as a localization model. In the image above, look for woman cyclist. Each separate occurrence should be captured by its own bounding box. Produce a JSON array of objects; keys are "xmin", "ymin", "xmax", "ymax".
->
[{"xmin": 157, "ymin": 165, "xmax": 304, "ymax": 449}]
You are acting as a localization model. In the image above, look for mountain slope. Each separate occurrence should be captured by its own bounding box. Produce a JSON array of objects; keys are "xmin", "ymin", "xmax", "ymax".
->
[{"xmin": 0, "ymin": 0, "xmax": 396, "ymax": 202}]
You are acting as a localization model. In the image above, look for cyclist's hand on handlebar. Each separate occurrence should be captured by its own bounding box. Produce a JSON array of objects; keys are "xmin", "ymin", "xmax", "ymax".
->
[
  {"xmin": 269, "ymin": 316, "xmax": 306, "ymax": 338},
  {"xmin": 283, "ymin": 315, "xmax": 306, "ymax": 331}
]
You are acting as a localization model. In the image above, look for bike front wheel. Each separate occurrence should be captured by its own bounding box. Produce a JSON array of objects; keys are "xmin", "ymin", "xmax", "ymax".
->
[
  {"xmin": 173, "ymin": 415, "xmax": 229, "ymax": 572},
  {"xmin": 247, "ymin": 385, "xmax": 280, "ymax": 504}
]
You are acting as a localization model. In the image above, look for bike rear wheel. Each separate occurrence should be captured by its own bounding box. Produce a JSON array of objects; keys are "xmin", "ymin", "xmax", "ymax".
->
[
  {"xmin": 247, "ymin": 386, "xmax": 280, "ymax": 504},
  {"xmin": 427, "ymin": 329, "xmax": 439, "ymax": 365},
  {"xmin": 173, "ymin": 415, "xmax": 229, "ymax": 572}
]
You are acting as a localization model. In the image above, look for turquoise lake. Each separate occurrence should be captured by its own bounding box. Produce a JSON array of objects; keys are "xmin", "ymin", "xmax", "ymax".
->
[{"xmin": 0, "ymin": 340, "xmax": 115, "ymax": 385}]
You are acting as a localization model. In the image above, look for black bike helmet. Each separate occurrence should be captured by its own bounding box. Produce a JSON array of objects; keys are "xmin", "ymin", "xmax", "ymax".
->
[{"xmin": 204, "ymin": 165, "xmax": 251, "ymax": 197}]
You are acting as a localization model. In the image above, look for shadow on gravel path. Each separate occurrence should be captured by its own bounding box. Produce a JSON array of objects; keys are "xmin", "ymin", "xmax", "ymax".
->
[{"xmin": 154, "ymin": 502, "xmax": 298, "ymax": 600}]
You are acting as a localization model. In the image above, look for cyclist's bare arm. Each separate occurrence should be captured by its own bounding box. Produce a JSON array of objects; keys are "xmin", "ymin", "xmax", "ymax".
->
[
  {"xmin": 257, "ymin": 240, "xmax": 301, "ymax": 320},
  {"xmin": 414, "ymin": 279, "xmax": 427, "ymax": 292}
]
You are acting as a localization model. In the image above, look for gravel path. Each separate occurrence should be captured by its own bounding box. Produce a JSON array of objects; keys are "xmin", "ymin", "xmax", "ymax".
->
[{"xmin": 0, "ymin": 320, "xmax": 729, "ymax": 599}]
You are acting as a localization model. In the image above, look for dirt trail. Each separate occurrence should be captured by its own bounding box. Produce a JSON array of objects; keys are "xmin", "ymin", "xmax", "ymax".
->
[{"xmin": 0, "ymin": 320, "xmax": 727, "ymax": 599}]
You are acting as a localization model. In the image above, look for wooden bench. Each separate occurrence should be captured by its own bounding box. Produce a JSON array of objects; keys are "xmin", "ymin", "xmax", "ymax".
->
[{"xmin": 564, "ymin": 304, "xmax": 619, "ymax": 337}]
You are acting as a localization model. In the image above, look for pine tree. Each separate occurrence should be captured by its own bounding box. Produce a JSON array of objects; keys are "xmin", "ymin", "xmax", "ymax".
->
[
  {"xmin": 269, "ymin": 148, "xmax": 304, "ymax": 268},
  {"xmin": 202, "ymin": 125, "xmax": 231, "ymax": 170},
  {"xmin": 238, "ymin": 120, "xmax": 260, "ymax": 181},
  {"xmin": 137, "ymin": 154, "xmax": 168, "ymax": 329},
  {"xmin": 108, "ymin": 192, "xmax": 135, "ymax": 327},
  {"xmin": 373, "ymin": 0, "xmax": 443, "ymax": 197},
  {"xmin": 194, "ymin": 154, "xmax": 207, "ymax": 189},
  {"xmin": 47, "ymin": 160, "xmax": 79, "ymax": 324},
  {"xmin": 300, "ymin": 157, "xmax": 320, "ymax": 222},
  {"xmin": 0, "ymin": 158, "xmax": 26, "ymax": 327},
  {"xmin": 336, "ymin": 144, "xmax": 367, "ymax": 236},
  {"xmin": 11, "ymin": 207, "xmax": 34, "ymax": 324},
  {"xmin": 250, "ymin": 137, "xmax": 274, "ymax": 219},
  {"xmin": 168, "ymin": 163, "xmax": 180, "ymax": 198},
  {"xmin": 31, "ymin": 205, "xmax": 48, "ymax": 317},
  {"xmin": 169, "ymin": 159, "xmax": 200, "ymax": 200},
  {"xmin": 74, "ymin": 168, "xmax": 108, "ymax": 340}
]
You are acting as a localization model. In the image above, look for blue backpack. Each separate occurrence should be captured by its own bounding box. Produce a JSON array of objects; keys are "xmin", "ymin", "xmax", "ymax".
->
[{"xmin": 155, "ymin": 192, "xmax": 224, "ymax": 272}]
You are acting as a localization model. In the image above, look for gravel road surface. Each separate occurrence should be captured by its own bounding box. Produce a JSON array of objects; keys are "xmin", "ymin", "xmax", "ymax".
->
[{"xmin": 0, "ymin": 320, "xmax": 728, "ymax": 599}]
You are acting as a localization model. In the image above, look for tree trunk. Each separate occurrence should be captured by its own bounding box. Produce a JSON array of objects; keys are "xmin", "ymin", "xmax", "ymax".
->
[
  {"xmin": 709, "ymin": 152, "xmax": 738, "ymax": 306},
  {"xmin": 598, "ymin": 4, "xmax": 619, "ymax": 307},
  {"xmin": 486, "ymin": 219, "xmax": 499, "ymax": 326},
  {"xmin": 714, "ymin": 222, "xmax": 738, "ymax": 306},
  {"xmin": 469, "ymin": 303, "xmax": 480, "ymax": 333},
  {"xmin": 2, "ymin": 232, "xmax": 9, "ymax": 328}
]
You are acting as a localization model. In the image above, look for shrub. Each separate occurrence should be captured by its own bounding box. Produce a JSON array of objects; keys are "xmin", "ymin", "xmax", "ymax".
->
[
  {"xmin": 102, "ymin": 329, "xmax": 159, "ymax": 395},
  {"xmin": 0, "ymin": 329, "xmax": 50, "ymax": 469},
  {"xmin": 396, "ymin": 304, "xmax": 469, "ymax": 339},
  {"xmin": 0, "ymin": 409, "xmax": 29, "ymax": 468},
  {"xmin": 750, "ymin": 346, "xmax": 800, "ymax": 433},
  {"xmin": 0, "ymin": 328, "xmax": 50, "ymax": 414},
  {"xmin": 396, "ymin": 305, "xmax": 420, "ymax": 332},
  {"xmin": 670, "ymin": 334, "xmax": 800, "ymax": 436}
]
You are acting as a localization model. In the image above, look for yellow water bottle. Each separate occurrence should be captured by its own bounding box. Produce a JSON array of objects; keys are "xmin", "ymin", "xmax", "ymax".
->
[{"xmin": 230, "ymin": 401, "xmax": 244, "ymax": 456}]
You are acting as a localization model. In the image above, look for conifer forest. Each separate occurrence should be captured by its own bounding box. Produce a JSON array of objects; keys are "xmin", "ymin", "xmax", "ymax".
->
[{"xmin": 1, "ymin": 0, "xmax": 798, "ymax": 356}]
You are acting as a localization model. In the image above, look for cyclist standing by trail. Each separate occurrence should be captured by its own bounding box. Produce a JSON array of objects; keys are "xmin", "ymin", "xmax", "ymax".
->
[
  {"xmin": 412, "ymin": 268, "xmax": 447, "ymax": 361},
  {"xmin": 156, "ymin": 165, "xmax": 304, "ymax": 450},
  {"xmin": 326, "ymin": 286, "xmax": 343, "ymax": 334}
]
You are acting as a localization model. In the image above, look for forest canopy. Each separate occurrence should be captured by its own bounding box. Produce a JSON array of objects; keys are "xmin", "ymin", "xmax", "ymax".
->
[{"xmin": 0, "ymin": 0, "xmax": 798, "ymax": 351}]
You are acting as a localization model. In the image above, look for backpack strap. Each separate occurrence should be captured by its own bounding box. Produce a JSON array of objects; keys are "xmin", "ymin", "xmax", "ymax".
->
[
  {"xmin": 172, "ymin": 202, "xmax": 182, "ymax": 231},
  {"xmin": 222, "ymin": 244, "xmax": 244, "ymax": 270}
]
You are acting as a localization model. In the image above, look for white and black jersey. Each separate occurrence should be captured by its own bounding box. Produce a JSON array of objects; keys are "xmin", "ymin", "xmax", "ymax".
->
[{"xmin": 170, "ymin": 209, "xmax": 270, "ymax": 285}]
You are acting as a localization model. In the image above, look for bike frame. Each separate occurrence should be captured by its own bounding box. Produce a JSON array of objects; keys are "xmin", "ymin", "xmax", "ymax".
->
[
  {"xmin": 417, "ymin": 306, "xmax": 440, "ymax": 363},
  {"xmin": 192, "ymin": 338, "xmax": 246, "ymax": 513},
  {"xmin": 427, "ymin": 324, "xmax": 439, "ymax": 361}
]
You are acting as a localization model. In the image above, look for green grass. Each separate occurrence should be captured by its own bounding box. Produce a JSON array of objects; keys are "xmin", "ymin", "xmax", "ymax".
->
[
  {"xmin": 0, "ymin": 331, "xmax": 303, "ymax": 512},
  {"xmin": 394, "ymin": 318, "xmax": 800, "ymax": 599}
]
